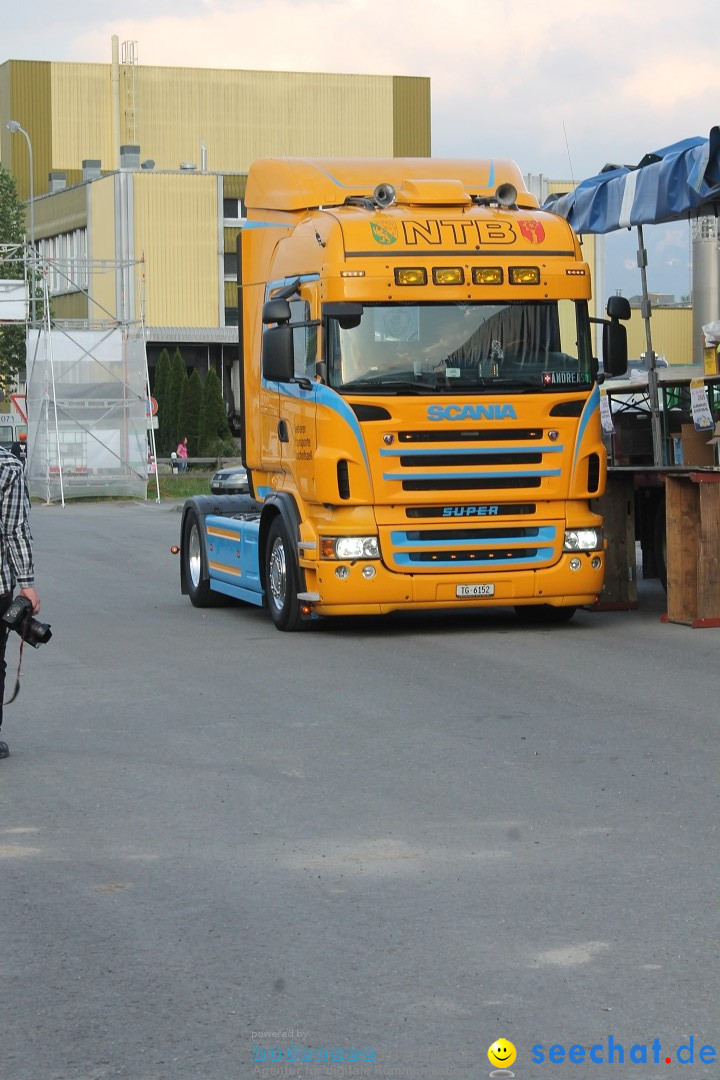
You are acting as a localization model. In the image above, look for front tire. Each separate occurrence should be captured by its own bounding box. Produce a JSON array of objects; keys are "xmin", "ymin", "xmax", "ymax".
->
[
  {"xmin": 515, "ymin": 604, "xmax": 577, "ymax": 624},
  {"xmin": 265, "ymin": 517, "xmax": 303, "ymax": 631},
  {"xmin": 183, "ymin": 509, "xmax": 223, "ymax": 607}
]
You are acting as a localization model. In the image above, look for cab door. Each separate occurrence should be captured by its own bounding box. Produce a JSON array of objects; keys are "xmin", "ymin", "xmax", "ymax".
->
[
  {"xmin": 279, "ymin": 283, "xmax": 320, "ymax": 502},
  {"xmin": 257, "ymin": 283, "xmax": 282, "ymax": 478}
]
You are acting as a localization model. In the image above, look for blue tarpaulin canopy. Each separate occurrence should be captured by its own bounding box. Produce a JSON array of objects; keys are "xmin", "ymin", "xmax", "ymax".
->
[
  {"xmin": 542, "ymin": 129, "xmax": 720, "ymax": 465},
  {"xmin": 542, "ymin": 127, "xmax": 720, "ymax": 233}
]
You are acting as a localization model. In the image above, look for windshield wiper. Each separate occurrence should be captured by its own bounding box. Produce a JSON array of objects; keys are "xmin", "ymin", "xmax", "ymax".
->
[
  {"xmin": 440, "ymin": 378, "xmax": 543, "ymax": 392},
  {"xmin": 340, "ymin": 374, "xmax": 438, "ymax": 393},
  {"xmin": 340, "ymin": 379, "xmax": 436, "ymax": 394}
]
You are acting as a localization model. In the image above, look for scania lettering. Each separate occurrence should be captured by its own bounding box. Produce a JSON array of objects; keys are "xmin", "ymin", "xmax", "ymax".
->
[
  {"xmin": 427, "ymin": 403, "xmax": 518, "ymax": 421},
  {"xmin": 178, "ymin": 158, "xmax": 628, "ymax": 629}
]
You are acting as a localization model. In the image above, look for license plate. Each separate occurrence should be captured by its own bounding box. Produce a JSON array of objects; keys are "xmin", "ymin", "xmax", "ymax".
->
[{"xmin": 456, "ymin": 583, "xmax": 495, "ymax": 598}]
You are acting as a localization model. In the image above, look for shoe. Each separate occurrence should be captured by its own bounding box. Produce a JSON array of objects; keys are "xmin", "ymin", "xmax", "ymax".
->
[{"xmin": 0, "ymin": 740, "xmax": 9, "ymax": 759}]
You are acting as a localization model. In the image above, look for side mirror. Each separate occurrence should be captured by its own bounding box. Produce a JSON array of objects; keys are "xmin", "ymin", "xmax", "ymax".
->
[
  {"xmin": 323, "ymin": 301, "xmax": 363, "ymax": 330},
  {"xmin": 602, "ymin": 320, "xmax": 628, "ymax": 377},
  {"xmin": 606, "ymin": 295, "xmax": 631, "ymax": 321},
  {"xmin": 262, "ymin": 325, "xmax": 294, "ymax": 381},
  {"xmin": 262, "ymin": 298, "xmax": 292, "ymax": 325}
]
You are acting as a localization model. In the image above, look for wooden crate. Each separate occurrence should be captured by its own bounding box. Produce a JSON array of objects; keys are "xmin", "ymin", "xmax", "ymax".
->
[
  {"xmin": 665, "ymin": 473, "xmax": 720, "ymax": 627},
  {"xmin": 592, "ymin": 473, "xmax": 637, "ymax": 609}
]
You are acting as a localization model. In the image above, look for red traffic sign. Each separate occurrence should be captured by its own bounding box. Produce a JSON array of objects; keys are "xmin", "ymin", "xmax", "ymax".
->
[{"xmin": 146, "ymin": 397, "xmax": 158, "ymax": 417}]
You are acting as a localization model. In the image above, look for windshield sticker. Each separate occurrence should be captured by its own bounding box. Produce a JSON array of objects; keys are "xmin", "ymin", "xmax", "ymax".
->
[
  {"xmin": 600, "ymin": 388, "xmax": 615, "ymax": 434},
  {"xmin": 370, "ymin": 218, "xmax": 398, "ymax": 245},
  {"xmin": 542, "ymin": 371, "xmax": 590, "ymax": 386},
  {"xmin": 518, "ymin": 220, "xmax": 545, "ymax": 243}
]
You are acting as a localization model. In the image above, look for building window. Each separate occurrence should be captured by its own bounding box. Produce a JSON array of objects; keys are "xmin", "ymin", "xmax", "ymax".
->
[
  {"xmin": 223, "ymin": 197, "xmax": 245, "ymax": 222},
  {"xmin": 224, "ymin": 252, "xmax": 238, "ymax": 278},
  {"xmin": 225, "ymin": 307, "xmax": 239, "ymax": 326},
  {"xmin": 37, "ymin": 228, "xmax": 88, "ymax": 295}
]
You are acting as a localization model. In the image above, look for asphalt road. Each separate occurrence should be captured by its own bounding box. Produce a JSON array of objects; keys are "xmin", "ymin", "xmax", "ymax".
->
[{"xmin": 3, "ymin": 500, "xmax": 719, "ymax": 1080}]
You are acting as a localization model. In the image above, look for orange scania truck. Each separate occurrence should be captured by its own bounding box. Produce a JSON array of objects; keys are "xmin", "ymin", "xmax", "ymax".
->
[{"xmin": 179, "ymin": 157, "xmax": 629, "ymax": 629}]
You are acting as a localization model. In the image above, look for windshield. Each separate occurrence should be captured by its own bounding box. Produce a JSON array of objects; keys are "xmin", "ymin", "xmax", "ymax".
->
[{"xmin": 326, "ymin": 301, "xmax": 593, "ymax": 393}]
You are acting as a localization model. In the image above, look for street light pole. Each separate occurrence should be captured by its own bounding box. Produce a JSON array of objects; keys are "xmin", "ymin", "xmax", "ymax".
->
[{"xmin": 7, "ymin": 120, "xmax": 35, "ymax": 321}]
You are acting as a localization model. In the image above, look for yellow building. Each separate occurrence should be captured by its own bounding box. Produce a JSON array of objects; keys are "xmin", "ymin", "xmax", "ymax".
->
[
  {"xmin": 1, "ymin": 51, "xmax": 430, "ymax": 426},
  {"xmin": 0, "ymin": 51, "xmax": 430, "ymax": 198}
]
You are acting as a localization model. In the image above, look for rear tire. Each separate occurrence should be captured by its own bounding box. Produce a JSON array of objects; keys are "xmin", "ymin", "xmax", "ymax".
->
[
  {"xmin": 183, "ymin": 509, "xmax": 224, "ymax": 607},
  {"xmin": 515, "ymin": 604, "xmax": 577, "ymax": 624},
  {"xmin": 265, "ymin": 517, "xmax": 304, "ymax": 631}
]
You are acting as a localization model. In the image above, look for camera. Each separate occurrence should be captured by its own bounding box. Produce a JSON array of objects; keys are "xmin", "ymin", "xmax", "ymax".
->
[{"xmin": 2, "ymin": 595, "xmax": 52, "ymax": 648}]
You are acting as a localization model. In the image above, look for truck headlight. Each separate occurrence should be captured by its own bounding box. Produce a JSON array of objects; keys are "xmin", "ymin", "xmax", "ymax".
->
[
  {"xmin": 321, "ymin": 536, "xmax": 380, "ymax": 560},
  {"xmin": 563, "ymin": 528, "xmax": 602, "ymax": 552}
]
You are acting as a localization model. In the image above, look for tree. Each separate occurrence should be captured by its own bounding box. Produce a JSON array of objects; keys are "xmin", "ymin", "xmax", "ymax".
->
[
  {"xmin": 153, "ymin": 348, "xmax": 172, "ymax": 453},
  {"xmin": 184, "ymin": 367, "xmax": 204, "ymax": 457},
  {"xmin": 0, "ymin": 164, "xmax": 28, "ymax": 387},
  {"xmin": 199, "ymin": 367, "xmax": 233, "ymax": 454},
  {"xmin": 167, "ymin": 347, "xmax": 188, "ymax": 451}
]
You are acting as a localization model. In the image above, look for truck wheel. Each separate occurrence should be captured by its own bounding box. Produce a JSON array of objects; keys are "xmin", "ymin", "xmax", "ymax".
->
[
  {"xmin": 183, "ymin": 509, "xmax": 223, "ymax": 607},
  {"xmin": 265, "ymin": 517, "xmax": 303, "ymax": 631},
  {"xmin": 515, "ymin": 604, "xmax": 577, "ymax": 624},
  {"xmin": 653, "ymin": 498, "xmax": 667, "ymax": 592}
]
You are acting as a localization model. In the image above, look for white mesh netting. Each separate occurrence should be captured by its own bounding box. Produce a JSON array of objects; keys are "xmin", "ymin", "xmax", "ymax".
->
[{"xmin": 25, "ymin": 327, "xmax": 149, "ymax": 501}]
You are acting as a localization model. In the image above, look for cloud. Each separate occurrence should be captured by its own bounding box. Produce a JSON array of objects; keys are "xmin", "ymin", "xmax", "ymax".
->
[
  {"xmin": 3, "ymin": 0, "xmax": 716, "ymax": 298},
  {"xmin": 59, "ymin": 0, "xmax": 719, "ymax": 181},
  {"xmin": 656, "ymin": 226, "xmax": 688, "ymax": 252}
]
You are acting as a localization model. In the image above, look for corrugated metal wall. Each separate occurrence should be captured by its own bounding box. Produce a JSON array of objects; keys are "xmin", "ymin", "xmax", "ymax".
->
[
  {"xmin": 3, "ymin": 60, "xmax": 429, "ymax": 189},
  {"xmin": 223, "ymin": 175, "xmax": 247, "ymax": 201},
  {"xmin": 626, "ymin": 307, "xmax": 693, "ymax": 365},
  {"xmin": 224, "ymin": 281, "xmax": 239, "ymax": 309},
  {"xmin": 133, "ymin": 172, "xmax": 219, "ymax": 327},
  {"xmin": 2, "ymin": 60, "xmax": 429, "ymax": 336},
  {"xmin": 88, "ymin": 176, "xmax": 119, "ymax": 320},
  {"xmin": 33, "ymin": 184, "xmax": 86, "ymax": 239},
  {"xmin": 4, "ymin": 59, "xmax": 429, "ymax": 192},
  {"xmin": 0, "ymin": 61, "xmax": 52, "ymax": 201},
  {"xmin": 0, "ymin": 64, "xmax": 10, "ymax": 169},
  {"xmin": 50, "ymin": 63, "xmax": 115, "ymax": 177},
  {"xmin": 52, "ymin": 292, "xmax": 88, "ymax": 320},
  {"xmin": 393, "ymin": 76, "xmax": 431, "ymax": 157},
  {"xmin": 129, "ymin": 67, "xmax": 400, "ymax": 169}
]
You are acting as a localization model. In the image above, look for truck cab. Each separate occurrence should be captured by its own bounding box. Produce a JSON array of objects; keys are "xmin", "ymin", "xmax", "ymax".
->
[{"xmin": 180, "ymin": 158, "xmax": 628, "ymax": 629}]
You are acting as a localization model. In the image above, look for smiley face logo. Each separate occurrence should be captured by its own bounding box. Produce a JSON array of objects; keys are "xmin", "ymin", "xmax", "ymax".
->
[{"xmin": 488, "ymin": 1039, "xmax": 517, "ymax": 1069}]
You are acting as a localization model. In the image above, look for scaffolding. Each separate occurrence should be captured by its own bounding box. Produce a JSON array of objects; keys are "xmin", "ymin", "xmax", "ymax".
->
[{"xmin": 0, "ymin": 242, "xmax": 159, "ymax": 504}]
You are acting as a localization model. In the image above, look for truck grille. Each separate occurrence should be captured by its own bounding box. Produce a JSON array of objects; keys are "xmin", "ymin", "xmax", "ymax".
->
[
  {"xmin": 377, "ymin": 424, "xmax": 564, "ymax": 572},
  {"xmin": 381, "ymin": 428, "xmax": 562, "ymax": 495},
  {"xmin": 398, "ymin": 427, "xmax": 543, "ymax": 442},
  {"xmin": 387, "ymin": 525, "xmax": 557, "ymax": 569}
]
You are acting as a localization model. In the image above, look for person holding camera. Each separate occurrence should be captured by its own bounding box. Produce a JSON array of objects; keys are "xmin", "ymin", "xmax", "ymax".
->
[{"xmin": 0, "ymin": 445, "xmax": 40, "ymax": 760}]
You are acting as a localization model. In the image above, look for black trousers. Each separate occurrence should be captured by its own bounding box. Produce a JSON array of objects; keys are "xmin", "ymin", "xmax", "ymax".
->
[{"xmin": 0, "ymin": 592, "xmax": 13, "ymax": 731}]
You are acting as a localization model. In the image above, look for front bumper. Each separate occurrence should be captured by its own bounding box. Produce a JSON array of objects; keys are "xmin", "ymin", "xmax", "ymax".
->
[{"xmin": 306, "ymin": 549, "xmax": 604, "ymax": 616}]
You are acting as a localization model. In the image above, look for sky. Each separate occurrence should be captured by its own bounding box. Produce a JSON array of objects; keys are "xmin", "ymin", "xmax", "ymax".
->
[{"xmin": 3, "ymin": 0, "xmax": 719, "ymax": 301}]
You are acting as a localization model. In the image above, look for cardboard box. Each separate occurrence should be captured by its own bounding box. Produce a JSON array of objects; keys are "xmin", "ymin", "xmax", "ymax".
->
[
  {"xmin": 611, "ymin": 413, "xmax": 653, "ymax": 464},
  {"xmin": 680, "ymin": 423, "xmax": 716, "ymax": 467}
]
